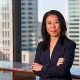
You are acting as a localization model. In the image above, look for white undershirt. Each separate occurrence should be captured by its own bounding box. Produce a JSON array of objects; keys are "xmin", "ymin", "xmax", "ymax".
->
[{"xmin": 50, "ymin": 48, "xmax": 53, "ymax": 59}]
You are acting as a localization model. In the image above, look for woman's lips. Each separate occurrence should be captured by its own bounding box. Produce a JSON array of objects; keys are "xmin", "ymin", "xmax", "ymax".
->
[{"xmin": 50, "ymin": 30, "xmax": 57, "ymax": 32}]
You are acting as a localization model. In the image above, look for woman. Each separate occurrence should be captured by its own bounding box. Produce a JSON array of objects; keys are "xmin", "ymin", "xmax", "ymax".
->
[{"xmin": 32, "ymin": 10, "xmax": 76, "ymax": 80}]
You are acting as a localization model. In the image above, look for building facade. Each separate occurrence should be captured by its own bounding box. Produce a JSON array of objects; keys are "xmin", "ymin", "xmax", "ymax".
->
[
  {"xmin": 0, "ymin": 0, "xmax": 21, "ymax": 62},
  {"xmin": 21, "ymin": 0, "xmax": 38, "ymax": 63},
  {"xmin": 68, "ymin": 0, "xmax": 80, "ymax": 66}
]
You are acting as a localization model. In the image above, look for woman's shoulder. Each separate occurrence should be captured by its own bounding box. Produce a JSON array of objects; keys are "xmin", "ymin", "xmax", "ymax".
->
[
  {"xmin": 38, "ymin": 41, "xmax": 49, "ymax": 51},
  {"xmin": 38, "ymin": 41, "xmax": 43, "ymax": 46},
  {"xmin": 64, "ymin": 37, "xmax": 76, "ymax": 47},
  {"xmin": 37, "ymin": 41, "xmax": 44, "ymax": 49}
]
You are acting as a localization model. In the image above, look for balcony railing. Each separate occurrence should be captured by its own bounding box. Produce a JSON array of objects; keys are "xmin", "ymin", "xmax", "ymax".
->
[
  {"xmin": 0, "ymin": 61, "xmax": 80, "ymax": 80},
  {"xmin": 71, "ymin": 66, "xmax": 80, "ymax": 80}
]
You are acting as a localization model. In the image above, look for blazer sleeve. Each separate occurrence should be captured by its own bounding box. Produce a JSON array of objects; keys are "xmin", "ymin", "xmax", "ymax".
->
[
  {"xmin": 39, "ymin": 41, "xmax": 76, "ymax": 78},
  {"xmin": 33, "ymin": 42, "xmax": 42, "ymax": 76}
]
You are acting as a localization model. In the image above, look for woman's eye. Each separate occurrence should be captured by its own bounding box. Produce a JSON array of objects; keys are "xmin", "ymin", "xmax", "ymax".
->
[
  {"xmin": 47, "ymin": 22, "xmax": 51, "ymax": 24},
  {"xmin": 55, "ymin": 21, "xmax": 59, "ymax": 23}
]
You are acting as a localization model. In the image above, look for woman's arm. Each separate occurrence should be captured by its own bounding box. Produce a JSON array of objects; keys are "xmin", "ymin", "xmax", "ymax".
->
[
  {"xmin": 39, "ymin": 41, "xmax": 76, "ymax": 77},
  {"xmin": 32, "ymin": 42, "xmax": 43, "ymax": 76},
  {"xmin": 33, "ymin": 41, "xmax": 76, "ymax": 78}
]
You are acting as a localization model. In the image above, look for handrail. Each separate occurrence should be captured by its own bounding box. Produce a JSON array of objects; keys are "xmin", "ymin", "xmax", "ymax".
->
[
  {"xmin": 72, "ymin": 74, "xmax": 80, "ymax": 79},
  {"xmin": 71, "ymin": 66, "xmax": 80, "ymax": 80}
]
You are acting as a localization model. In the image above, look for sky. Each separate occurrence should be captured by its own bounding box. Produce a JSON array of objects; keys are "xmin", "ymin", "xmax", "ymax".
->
[{"xmin": 38, "ymin": 0, "xmax": 68, "ymax": 22}]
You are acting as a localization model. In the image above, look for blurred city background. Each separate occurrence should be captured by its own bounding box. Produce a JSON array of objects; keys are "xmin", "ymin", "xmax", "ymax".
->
[{"xmin": 0, "ymin": 0, "xmax": 80, "ymax": 80}]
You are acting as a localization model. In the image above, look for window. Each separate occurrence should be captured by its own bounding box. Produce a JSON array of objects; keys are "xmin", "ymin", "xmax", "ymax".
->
[{"xmin": 23, "ymin": 55, "xmax": 26, "ymax": 61}]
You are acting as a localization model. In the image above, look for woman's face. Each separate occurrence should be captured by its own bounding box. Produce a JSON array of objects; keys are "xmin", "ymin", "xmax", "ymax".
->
[{"xmin": 46, "ymin": 15, "xmax": 61, "ymax": 38}]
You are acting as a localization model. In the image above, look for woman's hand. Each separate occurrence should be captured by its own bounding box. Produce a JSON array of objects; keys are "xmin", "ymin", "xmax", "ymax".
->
[
  {"xmin": 57, "ymin": 58, "xmax": 64, "ymax": 66},
  {"xmin": 32, "ymin": 63, "xmax": 43, "ymax": 71}
]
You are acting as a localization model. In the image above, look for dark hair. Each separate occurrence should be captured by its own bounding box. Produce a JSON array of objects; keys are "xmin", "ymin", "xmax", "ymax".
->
[{"xmin": 41, "ymin": 10, "xmax": 67, "ymax": 50}]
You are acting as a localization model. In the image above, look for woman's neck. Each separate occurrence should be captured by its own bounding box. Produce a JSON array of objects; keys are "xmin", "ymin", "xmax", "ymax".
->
[{"xmin": 50, "ymin": 36, "xmax": 59, "ymax": 43}]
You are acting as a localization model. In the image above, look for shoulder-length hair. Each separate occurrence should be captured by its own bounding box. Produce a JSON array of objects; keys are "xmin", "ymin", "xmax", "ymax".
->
[{"xmin": 41, "ymin": 10, "xmax": 67, "ymax": 50}]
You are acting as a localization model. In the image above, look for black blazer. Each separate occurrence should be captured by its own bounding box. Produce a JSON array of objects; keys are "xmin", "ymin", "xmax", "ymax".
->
[{"xmin": 33, "ymin": 37, "xmax": 76, "ymax": 80}]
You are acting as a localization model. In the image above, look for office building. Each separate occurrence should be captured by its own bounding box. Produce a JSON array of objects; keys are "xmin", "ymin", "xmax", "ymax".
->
[
  {"xmin": 68, "ymin": 0, "xmax": 80, "ymax": 66},
  {"xmin": 21, "ymin": 0, "xmax": 38, "ymax": 63},
  {"xmin": 0, "ymin": 0, "xmax": 21, "ymax": 62}
]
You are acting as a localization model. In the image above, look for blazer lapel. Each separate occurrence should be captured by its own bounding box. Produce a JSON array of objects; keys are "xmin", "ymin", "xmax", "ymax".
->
[{"xmin": 50, "ymin": 40, "xmax": 62, "ymax": 65}]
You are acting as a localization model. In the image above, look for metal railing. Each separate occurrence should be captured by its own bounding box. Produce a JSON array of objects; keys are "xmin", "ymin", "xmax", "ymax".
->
[{"xmin": 72, "ymin": 74, "xmax": 80, "ymax": 80}]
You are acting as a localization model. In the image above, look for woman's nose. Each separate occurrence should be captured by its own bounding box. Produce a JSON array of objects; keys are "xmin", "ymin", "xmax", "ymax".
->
[{"xmin": 51, "ymin": 23, "xmax": 55, "ymax": 28}]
